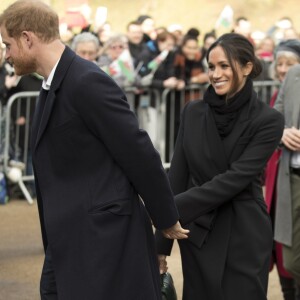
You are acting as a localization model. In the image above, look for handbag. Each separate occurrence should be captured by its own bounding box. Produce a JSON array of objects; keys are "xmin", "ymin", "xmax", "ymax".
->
[{"xmin": 161, "ymin": 272, "xmax": 177, "ymax": 300}]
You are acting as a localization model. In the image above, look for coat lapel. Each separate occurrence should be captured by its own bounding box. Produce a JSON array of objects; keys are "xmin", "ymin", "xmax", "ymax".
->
[
  {"xmin": 33, "ymin": 46, "xmax": 76, "ymax": 151},
  {"xmin": 291, "ymin": 75, "xmax": 300, "ymax": 127},
  {"xmin": 34, "ymin": 90, "xmax": 55, "ymax": 149},
  {"xmin": 31, "ymin": 89, "xmax": 46, "ymax": 151}
]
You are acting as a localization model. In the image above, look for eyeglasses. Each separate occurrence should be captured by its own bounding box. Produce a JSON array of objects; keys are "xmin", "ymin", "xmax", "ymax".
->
[{"xmin": 110, "ymin": 45, "xmax": 125, "ymax": 50}]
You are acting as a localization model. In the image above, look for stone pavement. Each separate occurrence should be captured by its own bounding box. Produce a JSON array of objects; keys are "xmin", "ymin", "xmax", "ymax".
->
[{"xmin": 0, "ymin": 199, "xmax": 283, "ymax": 300}]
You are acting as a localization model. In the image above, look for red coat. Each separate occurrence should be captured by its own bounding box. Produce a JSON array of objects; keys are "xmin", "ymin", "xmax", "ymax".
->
[{"xmin": 265, "ymin": 90, "xmax": 291, "ymax": 278}]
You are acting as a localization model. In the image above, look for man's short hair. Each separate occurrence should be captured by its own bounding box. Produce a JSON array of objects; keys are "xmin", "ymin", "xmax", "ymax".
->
[
  {"xmin": 0, "ymin": 0, "xmax": 60, "ymax": 43},
  {"xmin": 126, "ymin": 21, "xmax": 141, "ymax": 31}
]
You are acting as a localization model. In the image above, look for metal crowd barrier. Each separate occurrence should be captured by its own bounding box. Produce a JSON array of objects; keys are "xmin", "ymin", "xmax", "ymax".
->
[
  {"xmin": 161, "ymin": 84, "xmax": 207, "ymax": 163},
  {"xmin": 3, "ymin": 91, "xmax": 39, "ymax": 204},
  {"xmin": 253, "ymin": 80, "xmax": 280, "ymax": 104},
  {"xmin": 124, "ymin": 86, "xmax": 165, "ymax": 161},
  {"xmin": 157, "ymin": 81, "xmax": 281, "ymax": 164},
  {"xmin": 1, "ymin": 81, "xmax": 280, "ymax": 203}
]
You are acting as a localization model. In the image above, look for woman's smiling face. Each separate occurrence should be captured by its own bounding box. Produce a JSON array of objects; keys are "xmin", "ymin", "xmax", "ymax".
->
[{"xmin": 208, "ymin": 45, "xmax": 252, "ymax": 98}]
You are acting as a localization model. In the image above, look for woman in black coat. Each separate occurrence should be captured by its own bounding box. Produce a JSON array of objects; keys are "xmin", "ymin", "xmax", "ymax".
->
[{"xmin": 156, "ymin": 33, "xmax": 284, "ymax": 300}]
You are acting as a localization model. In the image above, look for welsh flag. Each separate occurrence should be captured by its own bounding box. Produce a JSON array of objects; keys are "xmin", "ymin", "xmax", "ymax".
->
[
  {"xmin": 215, "ymin": 5, "xmax": 233, "ymax": 33},
  {"xmin": 117, "ymin": 50, "xmax": 135, "ymax": 83},
  {"xmin": 103, "ymin": 49, "xmax": 135, "ymax": 84},
  {"xmin": 147, "ymin": 50, "xmax": 169, "ymax": 72}
]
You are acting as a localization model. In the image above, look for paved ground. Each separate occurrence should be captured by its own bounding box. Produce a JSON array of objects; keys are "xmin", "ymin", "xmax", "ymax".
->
[{"xmin": 0, "ymin": 199, "xmax": 283, "ymax": 300}]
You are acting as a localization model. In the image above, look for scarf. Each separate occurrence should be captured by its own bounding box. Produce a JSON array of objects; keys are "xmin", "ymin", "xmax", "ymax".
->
[{"xmin": 204, "ymin": 78, "xmax": 253, "ymax": 138}]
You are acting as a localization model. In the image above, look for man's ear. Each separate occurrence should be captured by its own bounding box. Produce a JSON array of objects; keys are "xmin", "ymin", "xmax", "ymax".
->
[{"xmin": 21, "ymin": 31, "xmax": 33, "ymax": 48}]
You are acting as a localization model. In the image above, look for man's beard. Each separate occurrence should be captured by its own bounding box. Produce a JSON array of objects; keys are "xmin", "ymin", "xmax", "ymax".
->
[{"xmin": 11, "ymin": 51, "xmax": 37, "ymax": 76}]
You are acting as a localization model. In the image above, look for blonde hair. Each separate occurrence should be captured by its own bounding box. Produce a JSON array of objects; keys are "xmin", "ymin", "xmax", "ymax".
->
[{"xmin": 269, "ymin": 50, "xmax": 300, "ymax": 80}]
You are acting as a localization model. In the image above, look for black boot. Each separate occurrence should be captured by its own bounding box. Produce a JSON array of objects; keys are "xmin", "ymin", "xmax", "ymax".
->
[{"xmin": 279, "ymin": 275, "xmax": 296, "ymax": 300}]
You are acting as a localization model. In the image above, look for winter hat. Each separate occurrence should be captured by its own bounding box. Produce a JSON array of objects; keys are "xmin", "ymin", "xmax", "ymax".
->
[{"xmin": 275, "ymin": 39, "xmax": 300, "ymax": 59}]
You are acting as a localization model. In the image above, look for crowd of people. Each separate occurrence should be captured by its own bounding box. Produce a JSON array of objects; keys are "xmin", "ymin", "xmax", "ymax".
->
[
  {"xmin": 1, "ymin": 1, "xmax": 300, "ymax": 299},
  {"xmin": 1, "ymin": 12, "xmax": 300, "ymax": 101},
  {"xmin": 1, "ymin": 13, "xmax": 300, "ymax": 129},
  {"xmin": 2, "ymin": 12, "xmax": 295, "ymax": 161},
  {"xmin": 60, "ymin": 14, "xmax": 300, "ymax": 91}
]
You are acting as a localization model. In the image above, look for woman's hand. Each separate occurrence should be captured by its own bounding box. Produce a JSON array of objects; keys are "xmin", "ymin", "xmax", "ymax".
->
[
  {"xmin": 15, "ymin": 116, "xmax": 26, "ymax": 125},
  {"xmin": 158, "ymin": 254, "xmax": 168, "ymax": 274},
  {"xmin": 190, "ymin": 73, "xmax": 209, "ymax": 84},
  {"xmin": 161, "ymin": 221, "xmax": 189, "ymax": 239},
  {"xmin": 163, "ymin": 77, "xmax": 178, "ymax": 89},
  {"xmin": 176, "ymin": 79, "xmax": 185, "ymax": 90},
  {"xmin": 5, "ymin": 74, "xmax": 20, "ymax": 89}
]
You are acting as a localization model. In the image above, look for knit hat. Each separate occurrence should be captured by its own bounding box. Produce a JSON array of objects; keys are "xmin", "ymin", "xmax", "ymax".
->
[{"xmin": 275, "ymin": 39, "xmax": 300, "ymax": 59}]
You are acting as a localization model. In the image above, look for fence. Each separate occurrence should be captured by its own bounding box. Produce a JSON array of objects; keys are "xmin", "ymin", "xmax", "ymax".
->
[
  {"xmin": 0, "ymin": 81, "xmax": 280, "ymax": 203},
  {"xmin": 2, "ymin": 91, "xmax": 39, "ymax": 204}
]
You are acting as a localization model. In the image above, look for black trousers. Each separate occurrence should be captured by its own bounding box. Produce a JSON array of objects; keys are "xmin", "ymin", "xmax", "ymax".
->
[{"xmin": 40, "ymin": 248, "xmax": 58, "ymax": 300}]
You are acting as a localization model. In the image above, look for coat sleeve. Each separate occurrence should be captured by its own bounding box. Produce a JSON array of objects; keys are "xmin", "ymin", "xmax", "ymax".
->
[
  {"xmin": 74, "ymin": 69, "xmax": 179, "ymax": 230},
  {"xmin": 273, "ymin": 83, "xmax": 284, "ymax": 115},
  {"xmin": 175, "ymin": 108, "xmax": 284, "ymax": 225},
  {"xmin": 274, "ymin": 65, "xmax": 300, "ymax": 127},
  {"xmin": 155, "ymin": 106, "xmax": 190, "ymax": 255},
  {"xmin": 151, "ymin": 52, "xmax": 176, "ymax": 89}
]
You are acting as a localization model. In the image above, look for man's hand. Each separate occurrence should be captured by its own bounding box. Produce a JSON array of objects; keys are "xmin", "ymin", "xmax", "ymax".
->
[
  {"xmin": 161, "ymin": 221, "xmax": 189, "ymax": 239},
  {"xmin": 158, "ymin": 254, "xmax": 168, "ymax": 274},
  {"xmin": 282, "ymin": 127, "xmax": 300, "ymax": 151}
]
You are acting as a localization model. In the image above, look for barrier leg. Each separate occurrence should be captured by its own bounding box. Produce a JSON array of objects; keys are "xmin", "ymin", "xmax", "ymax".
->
[{"xmin": 18, "ymin": 179, "xmax": 34, "ymax": 205}]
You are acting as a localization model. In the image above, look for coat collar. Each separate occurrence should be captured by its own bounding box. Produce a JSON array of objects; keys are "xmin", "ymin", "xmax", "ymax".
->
[{"xmin": 33, "ymin": 46, "xmax": 76, "ymax": 151}]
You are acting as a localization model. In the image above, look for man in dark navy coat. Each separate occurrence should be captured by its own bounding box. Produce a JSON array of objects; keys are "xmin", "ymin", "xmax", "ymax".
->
[{"xmin": 0, "ymin": 1, "xmax": 189, "ymax": 299}]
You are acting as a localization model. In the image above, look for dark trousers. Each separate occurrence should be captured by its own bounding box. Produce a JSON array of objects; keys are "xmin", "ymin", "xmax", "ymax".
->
[
  {"xmin": 283, "ymin": 174, "xmax": 300, "ymax": 284},
  {"xmin": 279, "ymin": 275, "xmax": 296, "ymax": 300},
  {"xmin": 40, "ymin": 248, "xmax": 58, "ymax": 300}
]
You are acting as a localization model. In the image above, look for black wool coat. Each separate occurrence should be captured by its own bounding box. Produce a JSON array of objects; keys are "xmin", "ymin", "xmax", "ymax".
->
[
  {"xmin": 156, "ymin": 91, "xmax": 284, "ymax": 300},
  {"xmin": 31, "ymin": 46, "xmax": 179, "ymax": 300}
]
